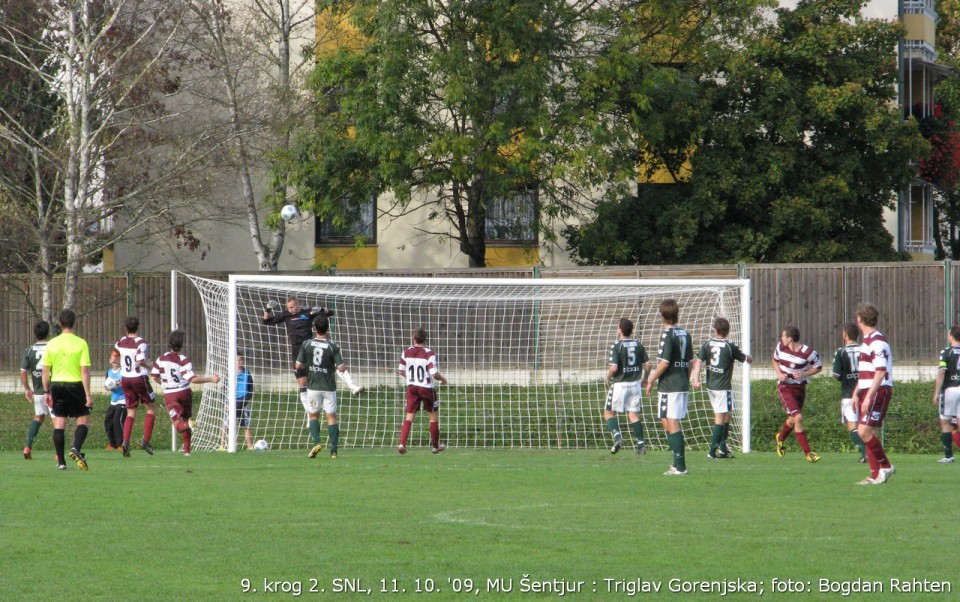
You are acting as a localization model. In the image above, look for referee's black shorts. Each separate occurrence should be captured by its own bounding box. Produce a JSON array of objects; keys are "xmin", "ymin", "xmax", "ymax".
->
[{"xmin": 51, "ymin": 382, "xmax": 90, "ymax": 418}]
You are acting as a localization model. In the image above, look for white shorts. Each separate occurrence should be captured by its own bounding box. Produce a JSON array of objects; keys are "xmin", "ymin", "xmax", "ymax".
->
[
  {"xmin": 708, "ymin": 390, "xmax": 733, "ymax": 415},
  {"xmin": 33, "ymin": 394, "xmax": 53, "ymax": 417},
  {"xmin": 939, "ymin": 387, "xmax": 960, "ymax": 420},
  {"xmin": 658, "ymin": 391, "xmax": 689, "ymax": 420},
  {"xmin": 303, "ymin": 390, "xmax": 338, "ymax": 416},
  {"xmin": 841, "ymin": 398, "xmax": 859, "ymax": 423},
  {"xmin": 605, "ymin": 382, "xmax": 642, "ymax": 413}
]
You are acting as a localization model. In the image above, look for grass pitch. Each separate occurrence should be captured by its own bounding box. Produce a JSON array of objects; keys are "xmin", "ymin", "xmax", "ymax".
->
[{"xmin": 2, "ymin": 448, "xmax": 956, "ymax": 601}]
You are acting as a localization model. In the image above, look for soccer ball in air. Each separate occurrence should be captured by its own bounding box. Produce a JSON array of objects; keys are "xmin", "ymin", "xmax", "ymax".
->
[
  {"xmin": 103, "ymin": 376, "xmax": 119, "ymax": 391},
  {"xmin": 253, "ymin": 439, "xmax": 269, "ymax": 451},
  {"xmin": 280, "ymin": 205, "xmax": 299, "ymax": 221}
]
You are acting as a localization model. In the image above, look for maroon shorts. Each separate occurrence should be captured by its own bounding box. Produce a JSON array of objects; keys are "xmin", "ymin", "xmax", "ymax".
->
[
  {"xmin": 405, "ymin": 385, "xmax": 438, "ymax": 414},
  {"xmin": 858, "ymin": 386, "xmax": 892, "ymax": 428},
  {"xmin": 777, "ymin": 382, "xmax": 806, "ymax": 416},
  {"xmin": 163, "ymin": 389, "xmax": 194, "ymax": 421},
  {"xmin": 122, "ymin": 375, "xmax": 156, "ymax": 409}
]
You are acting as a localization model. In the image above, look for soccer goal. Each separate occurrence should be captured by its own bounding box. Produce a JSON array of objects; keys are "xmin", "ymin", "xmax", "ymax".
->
[{"xmin": 172, "ymin": 273, "xmax": 752, "ymax": 453}]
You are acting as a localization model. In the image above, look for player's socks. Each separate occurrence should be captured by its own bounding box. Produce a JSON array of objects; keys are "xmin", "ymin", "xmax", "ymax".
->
[
  {"xmin": 953, "ymin": 430, "xmax": 960, "ymax": 449},
  {"xmin": 941, "ymin": 432, "xmax": 954, "ymax": 459},
  {"xmin": 794, "ymin": 431, "xmax": 812, "ymax": 455},
  {"xmin": 429, "ymin": 421, "xmax": 440, "ymax": 449},
  {"xmin": 849, "ymin": 430, "xmax": 866, "ymax": 458},
  {"xmin": 866, "ymin": 436, "xmax": 890, "ymax": 469},
  {"xmin": 143, "ymin": 413, "xmax": 156, "ymax": 443},
  {"xmin": 308, "ymin": 419, "xmax": 321, "ymax": 445},
  {"xmin": 182, "ymin": 428, "xmax": 192, "ymax": 454},
  {"xmin": 26, "ymin": 420, "xmax": 41, "ymax": 448},
  {"xmin": 629, "ymin": 420, "xmax": 643, "ymax": 443},
  {"xmin": 667, "ymin": 431, "xmax": 686, "ymax": 472},
  {"xmin": 328, "ymin": 423, "xmax": 340, "ymax": 454},
  {"xmin": 710, "ymin": 425, "xmax": 723, "ymax": 454},
  {"xmin": 73, "ymin": 424, "xmax": 88, "ymax": 452},
  {"xmin": 778, "ymin": 422, "xmax": 793, "ymax": 443},
  {"xmin": 719, "ymin": 424, "xmax": 731, "ymax": 455},
  {"xmin": 123, "ymin": 415, "xmax": 135, "ymax": 442},
  {"xmin": 606, "ymin": 418, "xmax": 622, "ymax": 442},
  {"xmin": 53, "ymin": 428, "xmax": 66, "ymax": 466},
  {"xmin": 400, "ymin": 419, "xmax": 412, "ymax": 447},
  {"xmin": 864, "ymin": 441, "xmax": 879, "ymax": 478}
]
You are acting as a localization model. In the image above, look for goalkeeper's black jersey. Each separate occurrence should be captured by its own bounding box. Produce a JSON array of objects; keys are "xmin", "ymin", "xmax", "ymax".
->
[{"xmin": 263, "ymin": 309, "xmax": 322, "ymax": 349}]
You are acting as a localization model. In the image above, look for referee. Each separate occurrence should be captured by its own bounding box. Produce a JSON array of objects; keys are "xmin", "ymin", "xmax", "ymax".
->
[{"xmin": 41, "ymin": 309, "xmax": 93, "ymax": 471}]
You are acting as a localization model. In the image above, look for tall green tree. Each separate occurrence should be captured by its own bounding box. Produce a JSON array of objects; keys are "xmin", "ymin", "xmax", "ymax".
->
[
  {"xmin": 286, "ymin": 0, "xmax": 612, "ymax": 267},
  {"xmin": 568, "ymin": 0, "xmax": 928, "ymax": 265}
]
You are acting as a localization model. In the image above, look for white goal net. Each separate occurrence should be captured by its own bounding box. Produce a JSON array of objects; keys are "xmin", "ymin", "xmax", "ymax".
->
[{"xmin": 173, "ymin": 274, "xmax": 752, "ymax": 453}]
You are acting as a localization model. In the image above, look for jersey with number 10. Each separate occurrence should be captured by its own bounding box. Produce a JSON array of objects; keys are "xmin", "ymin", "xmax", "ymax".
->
[
  {"xmin": 832, "ymin": 344, "xmax": 860, "ymax": 398},
  {"xmin": 399, "ymin": 346, "xmax": 440, "ymax": 389},
  {"xmin": 657, "ymin": 326, "xmax": 692, "ymax": 393},
  {"xmin": 695, "ymin": 337, "xmax": 746, "ymax": 391},
  {"xmin": 297, "ymin": 338, "xmax": 343, "ymax": 392}
]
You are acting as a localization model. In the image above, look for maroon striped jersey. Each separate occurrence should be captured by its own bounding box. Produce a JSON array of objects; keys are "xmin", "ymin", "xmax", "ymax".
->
[
  {"xmin": 773, "ymin": 341, "xmax": 821, "ymax": 385},
  {"xmin": 858, "ymin": 330, "xmax": 893, "ymax": 389},
  {"xmin": 114, "ymin": 335, "xmax": 149, "ymax": 378},
  {"xmin": 399, "ymin": 346, "xmax": 440, "ymax": 389},
  {"xmin": 151, "ymin": 351, "xmax": 196, "ymax": 393}
]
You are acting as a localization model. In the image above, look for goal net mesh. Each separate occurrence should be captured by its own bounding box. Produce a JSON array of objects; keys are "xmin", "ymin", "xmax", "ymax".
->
[{"xmin": 177, "ymin": 274, "xmax": 749, "ymax": 453}]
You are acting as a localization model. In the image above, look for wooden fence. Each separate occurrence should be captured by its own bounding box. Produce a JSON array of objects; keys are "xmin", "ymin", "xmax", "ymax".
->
[{"xmin": 1, "ymin": 262, "xmax": 955, "ymax": 379}]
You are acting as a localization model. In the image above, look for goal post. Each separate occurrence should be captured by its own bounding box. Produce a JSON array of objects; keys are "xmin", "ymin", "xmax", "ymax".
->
[{"xmin": 174, "ymin": 273, "xmax": 752, "ymax": 453}]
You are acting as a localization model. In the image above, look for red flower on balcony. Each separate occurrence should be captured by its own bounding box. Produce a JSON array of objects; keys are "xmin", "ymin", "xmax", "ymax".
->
[{"xmin": 918, "ymin": 104, "xmax": 960, "ymax": 188}]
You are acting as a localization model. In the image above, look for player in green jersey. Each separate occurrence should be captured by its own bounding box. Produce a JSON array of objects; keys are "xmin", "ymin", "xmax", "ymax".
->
[
  {"xmin": 832, "ymin": 322, "xmax": 866, "ymax": 463},
  {"xmin": 295, "ymin": 315, "xmax": 352, "ymax": 459},
  {"xmin": 604, "ymin": 318, "xmax": 652, "ymax": 455},
  {"xmin": 690, "ymin": 317, "xmax": 752, "ymax": 460},
  {"xmin": 20, "ymin": 321, "xmax": 51, "ymax": 460},
  {"xmin": 646, "ymin": 299, "xmax": 693, "ymax": 476},
  {"xmin": 933, "ymin": 325, "xmax": 960, "ymax": 463}
]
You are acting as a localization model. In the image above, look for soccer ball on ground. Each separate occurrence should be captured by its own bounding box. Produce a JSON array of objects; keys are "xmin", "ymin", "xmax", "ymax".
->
[
  {"xmin": 103, "ymin": 376, "xmax": 119, "ymax": 391},
  {"xmin": 280, "ymin": 205, "xmax": 299, "ymax": 221},
  {"xmin": 253, "ymin": 439, "xmax": 269, "ymax": 451}
]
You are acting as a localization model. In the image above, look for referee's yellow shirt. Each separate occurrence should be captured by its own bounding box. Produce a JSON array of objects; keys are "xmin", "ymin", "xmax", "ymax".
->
[{"xmin": 42, "ymin": 333, "xmax": 91, "ymax": 382}]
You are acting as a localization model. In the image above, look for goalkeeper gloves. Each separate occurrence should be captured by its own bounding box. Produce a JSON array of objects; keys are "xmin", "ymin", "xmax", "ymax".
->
[
  {"xmin": 264, "ymin": 300, "xmax": 281, "ymax": 313},
  {"xmin": 310, "ymin": 306, "xmax": 334, "ymax": 317}
]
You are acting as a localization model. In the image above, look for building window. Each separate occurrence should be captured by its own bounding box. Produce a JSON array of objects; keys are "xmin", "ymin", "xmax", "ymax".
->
[
  {"xmin": 900, "ymin": 184, "xmax": 934, "ymax": 254},
  {"xmin": 315, "ymin": 196, "xmax": 376, "ymax": 245},
  {"xmin": 486, "ymin": 187, "xmax": 538, "ymax": 244}
]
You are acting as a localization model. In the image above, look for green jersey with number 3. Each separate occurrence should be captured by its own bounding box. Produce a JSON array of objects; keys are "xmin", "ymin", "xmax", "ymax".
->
[
  {"xmin": 657, "ymin": 326, "xmax": 692, "ymax": 393},
  {"xmin": 297, "ymin": 338, "xmax": 343, "ymax": 392},
  {"xmin": 695, "ymin": 337, "xmax": 746, "ymax": 391},
  {"xmin": 608, "ymin": 338, "xmax": 648, "ymax": 383}
]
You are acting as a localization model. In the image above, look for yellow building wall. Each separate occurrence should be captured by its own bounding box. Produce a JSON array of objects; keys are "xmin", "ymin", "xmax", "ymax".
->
[
  {"xmin": 485, "ymin": 246, "xmax": 540, "ymax": 267},
  {"xmin": 314, "ymin": 246, "xmax": 378, "ymax": 270},
  {"xmin": 903, "ymin": 14, "xmax": 936, "ymax": 46}
]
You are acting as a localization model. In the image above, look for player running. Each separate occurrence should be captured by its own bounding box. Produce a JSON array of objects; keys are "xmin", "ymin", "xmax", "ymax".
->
[
  {"xmin": 151, "ymin": 330, "xmax": 221, "ymax": 456},
  {"xmin": 397, "ymin": 327, "xmax": 448, "ymax": 455},
  {"xmin": 114, "ymin": 316, "xmax": 158, "ymax": 457},
  {"xmin": 772, "ymin": 325, "xmax": 822, "ymax": 463}
]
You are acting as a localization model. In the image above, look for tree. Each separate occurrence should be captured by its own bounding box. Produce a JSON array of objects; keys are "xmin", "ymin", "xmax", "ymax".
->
[
  {"xmin": 184, "ymin": 0, "xmax": 317, "ymax": 271},
  {"xmin": 285, "ymin": 0, "xmax": 611, "ymax": 268},
  {"xmin": 0, "ymin": 0, "xmax": 217, "ymax": 314},
  {"xmin": 568, "ymin": 0, "xmax": 928, "ymax": 264}
]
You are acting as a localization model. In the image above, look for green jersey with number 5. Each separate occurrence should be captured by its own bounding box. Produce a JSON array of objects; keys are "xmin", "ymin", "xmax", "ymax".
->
[
  {"xmin": 695, "ymin": 337, "xmax": 746, "ymax": 391},
  {"xmin": 608, "ymin": 338, "xmax": 648, "ymax": 383},
  {"xmin": 297, "ymin": 338, "xmax": 343, "ymax": 391},
  {"xmin": 656, "ymin": 327, "xmax": 692, "ymax": 393}
]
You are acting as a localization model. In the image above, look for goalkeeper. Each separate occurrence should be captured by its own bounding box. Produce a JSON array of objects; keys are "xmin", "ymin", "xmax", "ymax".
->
[{"xmin": 262, "ymin": 295, "xmax": 363, "ymax": 395}]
